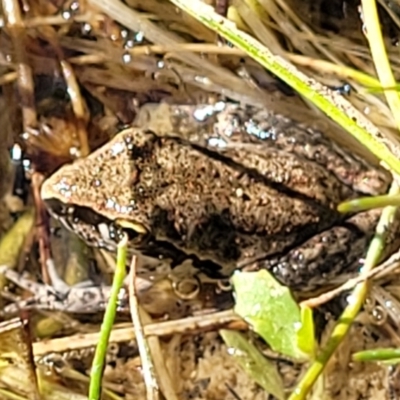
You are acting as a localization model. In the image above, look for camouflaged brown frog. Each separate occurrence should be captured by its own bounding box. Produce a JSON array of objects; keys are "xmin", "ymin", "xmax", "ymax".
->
[{"xmin": 40, "ymin": 103, "xmax": 394, "ymax": 291}]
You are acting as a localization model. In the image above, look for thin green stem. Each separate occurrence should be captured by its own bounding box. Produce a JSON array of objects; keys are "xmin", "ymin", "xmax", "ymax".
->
[
  {"xmin": 361, "ymin": 0, "xmax": 400, "ymax": 131},
  {"xmin": 353, "ymin": 348, "xmax": 400, "ymax": 362},
  {"xmin": 338, "ymin": 194, "xmax": 400, "ymax": 213},
  {"xmin": 289, "ymin": 1, "xmax": 400, "ymax": 396},
  {"xmin": 288, "ymin": 184, "xmax": 399, "ymax": 399},
  {"xmin": 88, "ymin": 236, "xmax": 127, "ymax": 400}
]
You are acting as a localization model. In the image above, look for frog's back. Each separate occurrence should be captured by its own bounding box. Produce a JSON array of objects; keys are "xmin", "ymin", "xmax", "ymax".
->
[{"xmin": 41, "ymin": 107, "xmax": 389, "ymax": 280}]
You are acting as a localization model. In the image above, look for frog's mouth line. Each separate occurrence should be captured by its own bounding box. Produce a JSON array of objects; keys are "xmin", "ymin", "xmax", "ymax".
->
[
  {"xmin": 44, "ymin": 198, "xmax": 142, "ymax": 250},
  {"xmin": 43, "ymin": 198, "xmax": 227, "ymax": 277}
]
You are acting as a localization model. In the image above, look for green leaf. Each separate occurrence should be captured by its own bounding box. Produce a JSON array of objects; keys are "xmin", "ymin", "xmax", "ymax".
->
[
  {"xmin": 220, "ymin": 330, "xmax": 285, "ymax": 400},
  {"xmin": 232, "ymin": 270, "xmax": 314, "ymax": 361}
]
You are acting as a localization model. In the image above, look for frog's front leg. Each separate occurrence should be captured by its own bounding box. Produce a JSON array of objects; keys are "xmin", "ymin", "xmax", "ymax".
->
[
  {"xmin": 0, "ymin": 261, "xmax": 115, "ymax": 314},
  {"xmin": 260, "ymin": 209, "xmax": 385, "ymax": 291},
  {"xmin": 0, "ymin": 262, "xmax": 129, "ymax": 314}
]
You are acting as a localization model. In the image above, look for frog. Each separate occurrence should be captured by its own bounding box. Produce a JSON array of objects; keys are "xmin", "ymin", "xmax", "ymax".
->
[{"xmin": 40, "ymin": 102, "xmax": 394, "ymax": 291}]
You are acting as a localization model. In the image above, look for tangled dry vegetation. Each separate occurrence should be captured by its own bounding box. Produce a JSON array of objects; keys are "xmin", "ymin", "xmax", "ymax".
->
[{"xmin": 1, "ymin": 0, "xmax": 400, "ymax": 399}]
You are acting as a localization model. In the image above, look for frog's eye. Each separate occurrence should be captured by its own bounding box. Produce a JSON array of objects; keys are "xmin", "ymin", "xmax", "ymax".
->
[
  {"xmin": 115, "ymin": 219, "xmax": 147, "ymax": 235},
  {"xmin": 99, "ymin": 219, "xmax": 148, "ymax": 245},
  {"xmin": 117, "ymin": 219, "xmax": 149, "ymax": 244}
]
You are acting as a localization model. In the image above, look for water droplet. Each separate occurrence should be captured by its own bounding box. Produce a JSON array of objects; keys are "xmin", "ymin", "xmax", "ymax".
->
[
  {"xmin": 135, "ymin": 31, "xmax": 144, "ymax": 42},
  {"xmin": 56, "ymin": 179, "xmax": 73, "ymax": 199},
  {"xmin": 157, "ymin": 60, "xmax": 165, "ymax": 69},
  {"xmin": 346, "ymin": 294, "xmax": 356, "ymax": 305},
  {"xmin": 82, "ymin": 23, "xmax": 92, "ymax": 34},
  {"xmin": 119, "ymin": 205, "xmax": 129, "ymax": 214},
  {"xmin": 91, "ymin": 179, "xmax": 102, "ymax": 187},
  {"xmin": 207, "ymin": 137, "xmax": 227, "ymax": 148},
  {"xmin": 62, "ymin": 10, "xmax": 72, "ymax": 20},
  {"xmin": 124, "ymin": 39, "xmax": 135, "ymax": 49},
  {"xmin": 235, "ymin": 188, "xmax": 243, "ymax": 197},
  {"xmin": 293, "ymin": 321, "xmax": 302, "ymax": 331},
  {"xmin": 70, "ymin": 1, "xmax": 79, "ymax": 11},
  {"xmin": 214, "ymin": 101, "xmax": 226, "ymax": 111},
  {"xmin": 245, "ymin": 120, "xmax": 276, "ymax": 140},
  {"xmin": 371, "ymin": 306, "xmax": 387, "ymax": 324},
  {"xmin": 385, "ymin": 300, "xmax": 393, "ymax": 309},
  {"xmin": 123, "ymin": 134, "xmax": 133, "ymax": 144},
  {"xmin": 22, "ymin": 159, "xmax": 31, "ymax": 171},
  {"xmin": 106, "ymin": 198, "xmax": 116, "ymax": 209},
  {"xmin": 194, "ymin": 75, "xmax": 211, "ymax": 85},
  {"xmin": 10, "ymin": 143, "xmax": 22, "ymax": 161},
  {"xmin": 69, "ymin": 146, "xmax": 80, "ymax": 157},
  {"xmin": 122, "ymin": 52, "xmax": 132, "ymax": 64},
  {"xmin": 293, "ymin": 387, "xmax": 302, "ymax": 395},
  {"xmin": 226, "ymin": 347, "xmax": 236, "ymax": 356},
  {"xmin": 193, "ymin": 105, "xmax": 213, "ymax": 121},
  {"xmin": 111, "ymin": 141, "xmax": 125, "ymax": 155}
]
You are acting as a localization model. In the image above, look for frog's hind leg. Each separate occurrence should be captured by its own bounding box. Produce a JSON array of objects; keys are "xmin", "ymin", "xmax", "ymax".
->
[{"xmin": 259, "ymin": 209, "xmax": 383, "ymax": 291}]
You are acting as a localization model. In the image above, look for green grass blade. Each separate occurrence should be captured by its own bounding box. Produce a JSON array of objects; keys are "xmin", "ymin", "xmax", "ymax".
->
[
  {"xmin": 353, "ymin": 348, "xmax": 400, "ymax": 363},
  {"xmin": 169, "ymin": 0, "xmax": 400, "ymax": 176},
  {"xmin": 88, "ymin": 236, "xmax": 127, "ymax": 400}
]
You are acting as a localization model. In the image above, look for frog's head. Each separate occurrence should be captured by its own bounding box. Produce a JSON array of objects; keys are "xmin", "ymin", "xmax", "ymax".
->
[{"xmin": 40, "ymin": 128, "xmax": 153, "ymax": 251}]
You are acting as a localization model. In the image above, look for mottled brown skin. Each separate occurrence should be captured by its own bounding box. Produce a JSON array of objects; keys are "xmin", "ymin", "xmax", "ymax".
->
[{"xmin": 41, "ymin": 104, "xmax": 391, "ymax": 290}]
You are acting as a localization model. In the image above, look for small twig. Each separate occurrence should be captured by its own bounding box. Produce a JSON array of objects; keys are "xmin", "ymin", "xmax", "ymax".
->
[
  {"xmin": 88, "ymin": 235, "xmax": 127, "ymax": 400},
  {"xmin": 0, "ymin": 71, "xmax": 18, "ymax": 85},
  {"xmin": 0, "ymin": 12, "xmax": 104, "ymax": 28},
  {"xmin": 88, "ymin": 0, "xmax": 262, "ymax": 103},
  {"xmin": 1, "ymin": 0, "xmax": 37, "ymax": 130},
  {"xmin": 32, "ymin": 15, "xmax": 90, "ymax": 157},
  {"xmin": 136, "ymin": 307, "xmax": 180, "ymax": 400},
  {"xmin": 59, "ymin": 60, "xmax": 90, "ymax": 156},
  {"xmin": 225, "ymin": 383, "xmax": 243, "ymax": 400},
  {"xmin": 33, "ymin": 309, "xmax": 242, "ymax": 357},
  {"xmin": 301, "ymin": 249, "xmax": 400, "ymax": 308},
  {"xmin": 0, "ymin": 318, "xmax": 40, "ymax": 400},
  {"xmin": 128, "ymin": 256, "xmax": 159, "ymax": 400},
  {"xmin": 31, "ymin": 173, "xmax": 51, "ymax": 284}
]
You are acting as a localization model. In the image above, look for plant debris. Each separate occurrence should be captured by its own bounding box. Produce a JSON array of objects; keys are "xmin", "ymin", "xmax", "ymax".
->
[{"xmin": 1, "ymin": 0, "xmax": 400, "ymax": 399}]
